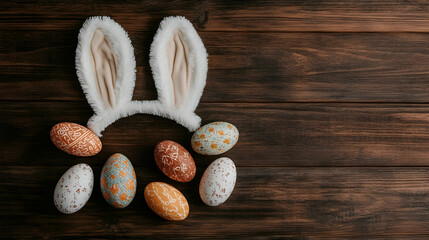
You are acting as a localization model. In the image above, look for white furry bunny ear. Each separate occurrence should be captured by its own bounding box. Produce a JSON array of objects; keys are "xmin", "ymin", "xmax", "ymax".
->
[
  {"xmin": 146, "ymin": 16, "xmax": 208, "ymax": 131},
  {"xmin": 76, "ymin": 16, "xmax": 207, "ymax": 137},
  {"xmin": 76, "ymin": 16, "xmax": 136, "ymax": 136}
]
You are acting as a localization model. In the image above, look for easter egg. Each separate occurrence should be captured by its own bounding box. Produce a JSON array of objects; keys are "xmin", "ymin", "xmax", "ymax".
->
[
  {"xmin": 191, "ymin": 122, "xmax": 239, "ymax": 155},
  {"xmin": 53, "ymin": 163, "xmax": 94, "ymax": 214},
  {"xmin": 144, "ymin": 182, "xmax": 189, "ymax": 221},
  {"xmin": 100, "ymin": 153, "xmax": 137, "ymax": 208},
  {"xmin": 154, "ymin": 140, "xmax": 196, "ymax": 182},
  {"xmin": 50, "ymin": 122, "xmax": 102, "ymax": 157},
  {"xmin": 199, "ymin": 157, "xmax": 236, "ymax": 206}
]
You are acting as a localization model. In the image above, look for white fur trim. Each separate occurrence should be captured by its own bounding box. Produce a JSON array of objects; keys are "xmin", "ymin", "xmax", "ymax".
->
[
  {"xmin": 149, "ymin": 16, "xmax": 208, "ymax": 113},
  {"xmin": 76, "ymin": 16, "xmax": 136, "ymax": 114},
  {"xmin": 76, "ymin": 16, "xmax": 207, "ymax": 137},
  {"xmin": 87, "ymin": 100, "xmax": 201, "ymax": 136}
]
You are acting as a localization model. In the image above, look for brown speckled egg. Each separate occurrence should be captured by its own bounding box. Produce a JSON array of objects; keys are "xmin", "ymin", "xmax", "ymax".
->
[
  {"xmin": 50, "ymin": 122, "xmax": 102, "ymax": 156},
  {"xmin": 144, "ymin": 182, "xmax": 189, "ymax": 221},
  {"xmin": 199, "ymin": 157, "xmax": 237, "ymax": 206},
  {"xmin": 154, "ymin": 140, "xmax": 196, "ymax": 182}
]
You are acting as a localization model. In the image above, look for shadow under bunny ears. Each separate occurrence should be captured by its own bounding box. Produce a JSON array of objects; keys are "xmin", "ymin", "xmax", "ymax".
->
[{"xmin": 76, "ymin": 16, "xmax": 208, "ymax": 137}]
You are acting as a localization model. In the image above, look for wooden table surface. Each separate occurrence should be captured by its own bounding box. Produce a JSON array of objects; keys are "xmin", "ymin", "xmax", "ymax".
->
[{"xmin": 4, "ymin": 0, "xmax": 429, "ymax": 238}]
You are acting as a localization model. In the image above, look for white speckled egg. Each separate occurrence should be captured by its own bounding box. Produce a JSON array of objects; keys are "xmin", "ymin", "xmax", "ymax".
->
[
  {"xmin": 191, "ymin": 122, "xmax": 239, "ymax": 155},
  {"xmin": 53, "ymin": 163, "xmax": 94, "ymax": 214},
  {"xmin": 199, "ymin": 157, "xmax": 237, "ymax": 206}
]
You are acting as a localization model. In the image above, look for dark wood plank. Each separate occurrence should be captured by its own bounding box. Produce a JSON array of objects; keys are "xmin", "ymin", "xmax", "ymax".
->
[
  {"xmin": 4, "ymin": 102, "xmax": 429, "ymax": 167},
  {"xmin": 3, "ymin": 31, "xmax": 429, "ymax": 102},
  {"xmin": 3, "ymin": 166, "xmax": 429, "ymax": 238},
  {"xmin": 3, "ymin": 0, "xmax": 429, "ymax": 32},
  {"xmin": 3, "ymin": 1, "xmax": 429, "ymax": 238}
]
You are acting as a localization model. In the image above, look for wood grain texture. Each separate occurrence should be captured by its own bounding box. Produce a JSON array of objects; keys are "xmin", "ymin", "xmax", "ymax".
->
[
  {"xmin": 3, "ymin": 31, "xmax": 429, "ymax": 102},
  {"xmin": 2, "ymin": 0, "xmax": 429, "ymax": 32},
  {"xmin": 3, "ymin": 0, "xmax": 429, "ymax": 238},
  {"xmin": 2, "ymin": 166, "xmax": 429, "ymax": 238},
  {"xmin": 3, "ymin": 102, "xmax": 429, "ymax": 167}
]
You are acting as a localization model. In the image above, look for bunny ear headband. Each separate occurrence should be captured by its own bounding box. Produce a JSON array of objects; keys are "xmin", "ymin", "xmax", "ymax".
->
[{"xmin": 76, "ymin": 16, "xmax": 208, "ymax": 137}]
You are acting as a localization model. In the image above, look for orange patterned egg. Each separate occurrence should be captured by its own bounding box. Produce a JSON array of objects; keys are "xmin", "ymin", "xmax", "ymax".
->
[
  {"xmin": 144, "ymin": 182, "xmax": 189, "ymax": 221},
  {"xmin": 154, "ymin": 140, "xmax": 196, "ymax": 182},
  {"xmin": 50, "ymin": 122, "xmax": 102, "ymax": 157}
]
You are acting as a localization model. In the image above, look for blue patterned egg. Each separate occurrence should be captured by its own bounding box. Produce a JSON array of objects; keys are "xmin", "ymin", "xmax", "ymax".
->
[
  {"xmin": 191, "ymin": 122, "xmax": 239, "ymax": 155},
  {"xmin": 100, "ymin": 153, "xmax": 137, "ymax": 208}
]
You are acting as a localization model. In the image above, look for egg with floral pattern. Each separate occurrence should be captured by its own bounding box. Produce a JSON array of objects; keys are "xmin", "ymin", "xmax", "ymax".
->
[
  {"xmin": 53, "ymin": 163, "xmax": 94, "ymax": 214},
  {"xmin": 100, "ymin": 153, "xmax": 137, "ymax": 208},
  {"xmin": 50, "ymin": 122, "xmax": 102, "ymax": 157},
  {"xmin": 154, "ymin": 140, "xmax": 196, "ymax": 182},
  {"xmin": 144, "ymin": 182, "xmax": 189, "ymax": 221},
  {"xmin": 191, "ymin": 122, "xmax": 239, "ymax": 155},
  {"xmin": 200, "ymin": 157, "xmax": 237, "ymax": 206}
]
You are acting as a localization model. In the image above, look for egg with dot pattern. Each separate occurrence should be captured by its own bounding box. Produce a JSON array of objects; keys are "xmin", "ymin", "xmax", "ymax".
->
[
  {"xmin": 100, "ymin": 153, "xmax": 137, "ymax": 208},
  {"xmin": 53, "ymin": 163, "xmax": 94, "ymax": 214},
  {"xmin": 199, "ymin": 157, "xmax": 236, "ymax": 206},
  {"xmin": 191, "ymin": 122, "xmax": 239, "ymax": 155}
]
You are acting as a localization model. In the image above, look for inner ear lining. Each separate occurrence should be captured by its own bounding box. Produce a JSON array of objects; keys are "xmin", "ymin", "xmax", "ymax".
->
[
  {"xmin": 90, "ymin": 28, "xmax": 118, "ymax": 108},
  {"xmin": 166, "ymin": 30, "xmax": 191, "ymax": 107}
]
